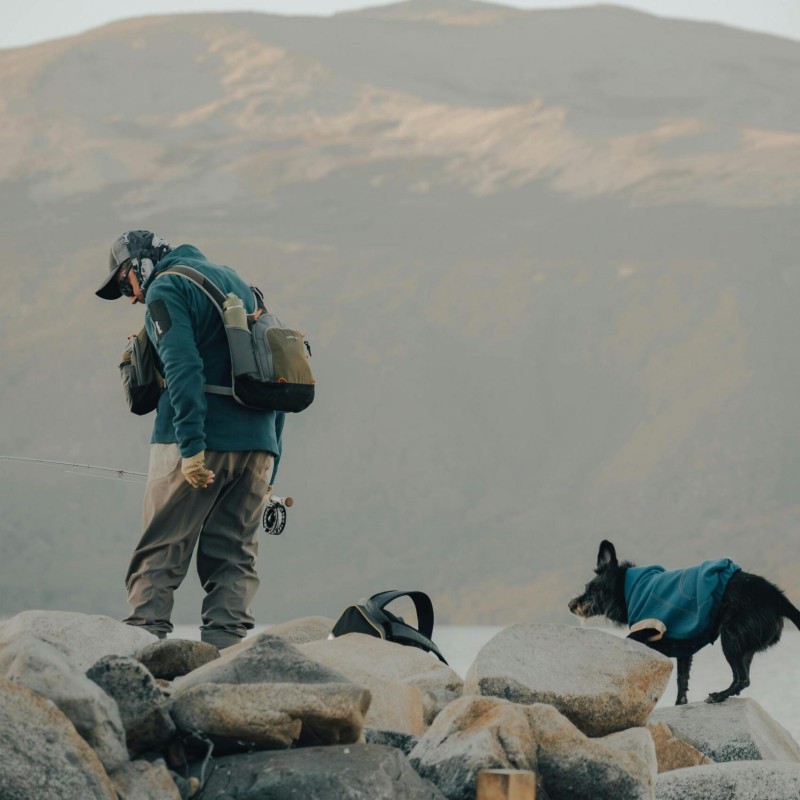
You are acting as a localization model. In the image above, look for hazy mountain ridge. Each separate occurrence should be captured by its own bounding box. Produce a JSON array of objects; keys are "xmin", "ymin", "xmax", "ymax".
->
[
  {"xmin": 3, "ymin": 5, "xmax": 798, "ymax": 205},
  {"xmin": 1, "ymin": 2, "xmax": 799, "ymax": 625}
]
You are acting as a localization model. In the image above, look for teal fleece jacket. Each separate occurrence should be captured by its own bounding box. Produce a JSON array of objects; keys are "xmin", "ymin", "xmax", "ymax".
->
[{"xmin": 144, "ymin": 245, "xmax": 284, "ymax": 475}]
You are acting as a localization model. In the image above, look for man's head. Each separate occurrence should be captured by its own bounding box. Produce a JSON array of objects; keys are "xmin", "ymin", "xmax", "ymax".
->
[{"xmin": 96, "ymin": 230, "xmax": 173, "ymax": 302}]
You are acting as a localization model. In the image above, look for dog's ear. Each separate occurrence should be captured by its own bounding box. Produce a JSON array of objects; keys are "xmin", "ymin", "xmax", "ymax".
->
[{"xmin": 597, "ymin": 540, "xmax": 618, "ymax": 569}]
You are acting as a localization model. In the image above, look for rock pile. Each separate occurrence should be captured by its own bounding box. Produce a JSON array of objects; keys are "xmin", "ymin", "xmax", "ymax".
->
[{"xmin": 0, "ymin": 613, "xmax": 798, "ymax": 799}]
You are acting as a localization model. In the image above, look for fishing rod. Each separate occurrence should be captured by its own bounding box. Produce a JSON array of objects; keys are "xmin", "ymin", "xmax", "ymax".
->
[
  {"xmin": 0, "ymin": 455, "xmax": 147, "ymax": 480},
  {"xmin": 0, "ymin": 454, "xmax": 294, "ymax": 535}
]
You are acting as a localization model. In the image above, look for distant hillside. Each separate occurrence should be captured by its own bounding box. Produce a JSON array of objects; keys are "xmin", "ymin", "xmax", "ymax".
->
[{"xmin": 1, "ymin": 0, "xmax": 799, "ymax": 626}]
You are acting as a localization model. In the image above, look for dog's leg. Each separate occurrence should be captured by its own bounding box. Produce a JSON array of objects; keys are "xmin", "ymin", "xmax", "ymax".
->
[
  {"xmin": 707, "ymin": 629, "xmax": 751, "ymax": 703},
  {"xmin": 739, "ymin": 650, "xmax": 755, "ymax": 693},
  {"xmin": 675, "ymin": 655, "xmax": 692, "ymax": 705},
  {"xmin": 707, "ymin": 582, "xmax": 786, "ymax": 704}
]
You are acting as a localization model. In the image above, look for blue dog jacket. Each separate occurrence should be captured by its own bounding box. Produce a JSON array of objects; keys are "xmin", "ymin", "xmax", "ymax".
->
[{"xmin": 624, "ymin": 559, "xmax": 741, "ymax": 655}]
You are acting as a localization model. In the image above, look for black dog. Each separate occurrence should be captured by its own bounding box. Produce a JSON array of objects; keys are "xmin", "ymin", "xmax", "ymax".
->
[{"xmin": 568, "ymin": 540, "xmax": 800, "ymax": 705}]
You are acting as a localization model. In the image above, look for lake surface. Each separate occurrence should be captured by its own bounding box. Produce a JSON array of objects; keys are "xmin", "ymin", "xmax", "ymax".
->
[{"xmin": 172, "ymin": 622, "xmax": 800, "ymax": 743}]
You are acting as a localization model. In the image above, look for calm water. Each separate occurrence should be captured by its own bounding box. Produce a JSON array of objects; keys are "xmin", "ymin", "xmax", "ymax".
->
[{"xmin": 172, "ymin": 622, "xmax": 800, "ymax": 743}]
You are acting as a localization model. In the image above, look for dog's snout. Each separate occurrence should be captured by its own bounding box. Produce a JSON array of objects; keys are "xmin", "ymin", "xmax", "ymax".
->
[{"xmin": 568, "ymin": 597, "xmax": 580, "ymax": 614}]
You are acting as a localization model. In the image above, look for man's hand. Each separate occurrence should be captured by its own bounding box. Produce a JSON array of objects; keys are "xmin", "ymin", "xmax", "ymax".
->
[{"xmin": 181, "ymin": 451, "xmax": 215, "ymax": 489}]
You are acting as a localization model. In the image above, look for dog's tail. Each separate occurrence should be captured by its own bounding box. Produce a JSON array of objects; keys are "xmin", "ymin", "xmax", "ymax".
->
[{"xmin": 780, "ymin": 594, "xmax": 800, "ymax": 631}]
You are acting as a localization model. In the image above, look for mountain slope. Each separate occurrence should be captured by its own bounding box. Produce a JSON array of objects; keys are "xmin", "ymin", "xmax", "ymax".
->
[{"xmin": 0, "ymin": 3, "xmax": 799, "ymax": 624}]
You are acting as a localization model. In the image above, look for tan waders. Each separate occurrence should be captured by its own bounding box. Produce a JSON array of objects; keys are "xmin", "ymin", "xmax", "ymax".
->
[{"xmin": 124, "ymin": 445, "xmax": 274, "ymax": 649}]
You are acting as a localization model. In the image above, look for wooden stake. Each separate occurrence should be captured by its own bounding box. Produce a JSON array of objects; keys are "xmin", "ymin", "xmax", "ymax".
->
[{"xmin": 476, "ymin": 769, "xmax": 536, "ymax": 800}]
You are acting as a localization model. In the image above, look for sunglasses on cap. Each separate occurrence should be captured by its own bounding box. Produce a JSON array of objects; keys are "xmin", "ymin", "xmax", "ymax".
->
[{"xmin": 117, "ymin": 260, "xmax": 135, "ymax": 297}]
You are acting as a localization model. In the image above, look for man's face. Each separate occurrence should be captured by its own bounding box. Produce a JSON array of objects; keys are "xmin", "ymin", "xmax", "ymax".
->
[{"xmin": 117, "ymin": 261, "xmax": 144, "ymax": 304}]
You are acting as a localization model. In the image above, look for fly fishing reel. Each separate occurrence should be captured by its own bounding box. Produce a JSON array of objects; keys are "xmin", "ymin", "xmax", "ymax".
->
[{"xmin": 262, "ymin": 494, "xmax": 293, "ymax": 536}]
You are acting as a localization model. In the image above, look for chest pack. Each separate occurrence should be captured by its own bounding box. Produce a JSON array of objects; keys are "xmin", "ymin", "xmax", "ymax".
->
[
  {"xmin": 330, "ymin": 590, "xmax": 448, "ymax": 664},
  {"xmin": 120, "ymin": 327, "xmax": 165, "ymax": 416},
  {"xmin": 119, "ymin": 266, "xmax": 314, "ymax": 415}
]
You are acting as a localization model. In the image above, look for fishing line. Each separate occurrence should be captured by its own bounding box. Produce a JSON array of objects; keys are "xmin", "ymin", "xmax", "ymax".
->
[
  {"xmin": 1, "ymin": 454, "xmax": 294, "ymax": 534},
  {"xmin": 64, "ymin": 471, "xmax": 147, "ymax": 485}
]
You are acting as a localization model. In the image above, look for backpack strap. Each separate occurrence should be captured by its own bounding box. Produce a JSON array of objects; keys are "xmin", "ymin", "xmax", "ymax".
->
[
  {"xmin": 157, "ymin": 266, "xmax": 240, "ymax": 398},
  {"xmin": 159, "ymin": 265, "xmax": 227, "ymax": 310},
  {"xmin": 364, "ymin": 590, "xmax": 448, "ymax": 664},
  {"xmin": 161, "ymin": 266, "xmax": 264, "ymax": 317},
  {"xmin": 369, "ymin": 590, "xmax": 436, "ymax": 638}
]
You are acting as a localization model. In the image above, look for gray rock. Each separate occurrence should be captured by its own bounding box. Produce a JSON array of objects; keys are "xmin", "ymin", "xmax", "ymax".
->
[
  {"xmin": 525, "ymin": 703, "xmax": 655, "ymax": 800},
  {"xmin": 189, "ymin": 744, "xmax": 447, "ymax": 799},
  {"xmin": 655, "ymin": 761, "xmax": 800, "ymax": 800},
  {"xmin": 603, "ymin": 726, "xmax": 659, "ymax": 780},
  {"xmin": 0, "ymin": 610, "xmax": 157, "ymax": 671},
  {"xmin": 346, "ymin": 673, "xmax": 423, "ymax": 735},
  {"xmin": 0, "ymin": 633, "xmax": 129, "ymax": 772},
  {"xmin": 135, "ymin": 639, "xmax": 219, "ymax": 681},
  {"xmin": 111, "ymin": 759, "xmax": 182, "ymax": 800},
  {"xmin": 465, "ymin": 624, "xmax": 672, "ymax": 736},
  {"xmin": 646, "ymin": 722, "xmax": 713, "ymax": 772},
  {"xmin": 299, "ymin": 637, "xmax": 426, "ymax": 734},
  {"xmin": 0, "ymin": 674, "xmax": 116, "ymax": 800},
  {"xmin": 410, "ymin": 695, "xmax": 653, "ymax": 800},
  {"xmin": 409, "ymin": 695, "xmax": 539, "ymax": 800},
  {"xmin": 649, "ymin": 698, "xmax": 800, "ymax": 762},
  {"xmin": 87, "ymin": 655, "xmax": 176, "ymax": 755},
  {"xmin": 170, "ymin": 681, "xmax": 371, "ymax": 751},
  {"xmin": 171, "ymin": 632, "xmax": 349, "ymax": 695},
  {"xmin": 364, "ymin": 727, "xmax": 420, "ymax": 756},
  {"xmin": 300, "ymin": 633, "xmax": 463, "ymax": 727},
  {"xmin": 526, "ymin": 703, "xmax": 656, "ymax": 800},
  {"xmin": 267, "ymin": 615, "xmax": 337, "ymax": 644}
]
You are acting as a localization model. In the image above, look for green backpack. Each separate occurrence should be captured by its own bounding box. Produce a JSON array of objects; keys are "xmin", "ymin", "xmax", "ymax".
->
[{"xmin": 119, "ymin": 267, "xmax": 314, "ymax": 415}]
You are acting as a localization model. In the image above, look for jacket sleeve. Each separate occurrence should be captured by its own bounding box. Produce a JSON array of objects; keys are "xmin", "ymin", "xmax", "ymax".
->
[{"xmin": 145, "ymin": 279, "xmax": 207, "ymax": 458}]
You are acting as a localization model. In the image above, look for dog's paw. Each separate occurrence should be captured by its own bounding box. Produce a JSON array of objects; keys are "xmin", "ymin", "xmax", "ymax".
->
[
  {"xmin": 705, "ymin": 692, "xmax": 727, "ymax": 704},
  {"xmin": 676, "ymin": 695, "xmax": 688, "ymax": 705}
]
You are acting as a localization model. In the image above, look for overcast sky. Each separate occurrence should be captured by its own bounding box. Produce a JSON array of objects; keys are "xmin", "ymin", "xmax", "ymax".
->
[{"xmin": 2, "ymin": 0, "xmax": 799, "ymax": 49}]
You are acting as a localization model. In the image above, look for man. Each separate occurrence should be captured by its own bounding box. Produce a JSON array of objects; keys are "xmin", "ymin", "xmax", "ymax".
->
[{"xmin": 96, "ymin": 230, "xmax": 284, "ymax": 649}]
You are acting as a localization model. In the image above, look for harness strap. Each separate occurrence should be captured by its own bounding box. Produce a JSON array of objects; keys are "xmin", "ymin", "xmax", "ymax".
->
[
  {"xmin": 361, "ymin": 590, "xmax": 448, "ymax": 664},
  {"xmin": 160, "ymin": 265, "xmax": 266, "ymax": 316},
  {"xmin": 157, "ymin": 265, "xmax": 256, "ymax": 399},
  {"xmin": 160, "ymin": 265, "xmax": 227, "ymax": 310},
  {"xmin": 383, "ymin": 620, "xmax": 448, "ymax": 664},
  {"xmin": 368, "ymin": 589, "xmax": 436, "ymax": 639}
]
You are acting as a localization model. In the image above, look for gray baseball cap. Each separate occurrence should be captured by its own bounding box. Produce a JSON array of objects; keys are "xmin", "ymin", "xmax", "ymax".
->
[
  {"xmin": 95, "ymin": 233, "xmax": 135, "ymax": 300},
  {"xmin": 96, "ymin": 230, "xmax": 171, "ymax": 300}
]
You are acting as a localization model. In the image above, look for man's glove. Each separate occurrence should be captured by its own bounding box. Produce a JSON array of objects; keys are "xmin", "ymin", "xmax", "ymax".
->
[{"xmin": 181, "ymin": 451, "xmax": 215, "ymax": 489}]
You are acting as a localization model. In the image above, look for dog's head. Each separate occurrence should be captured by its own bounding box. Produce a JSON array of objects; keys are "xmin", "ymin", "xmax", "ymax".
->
[{"xmin": 568, "ymin": 540, "xmax": 630, "ymax": 625}]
